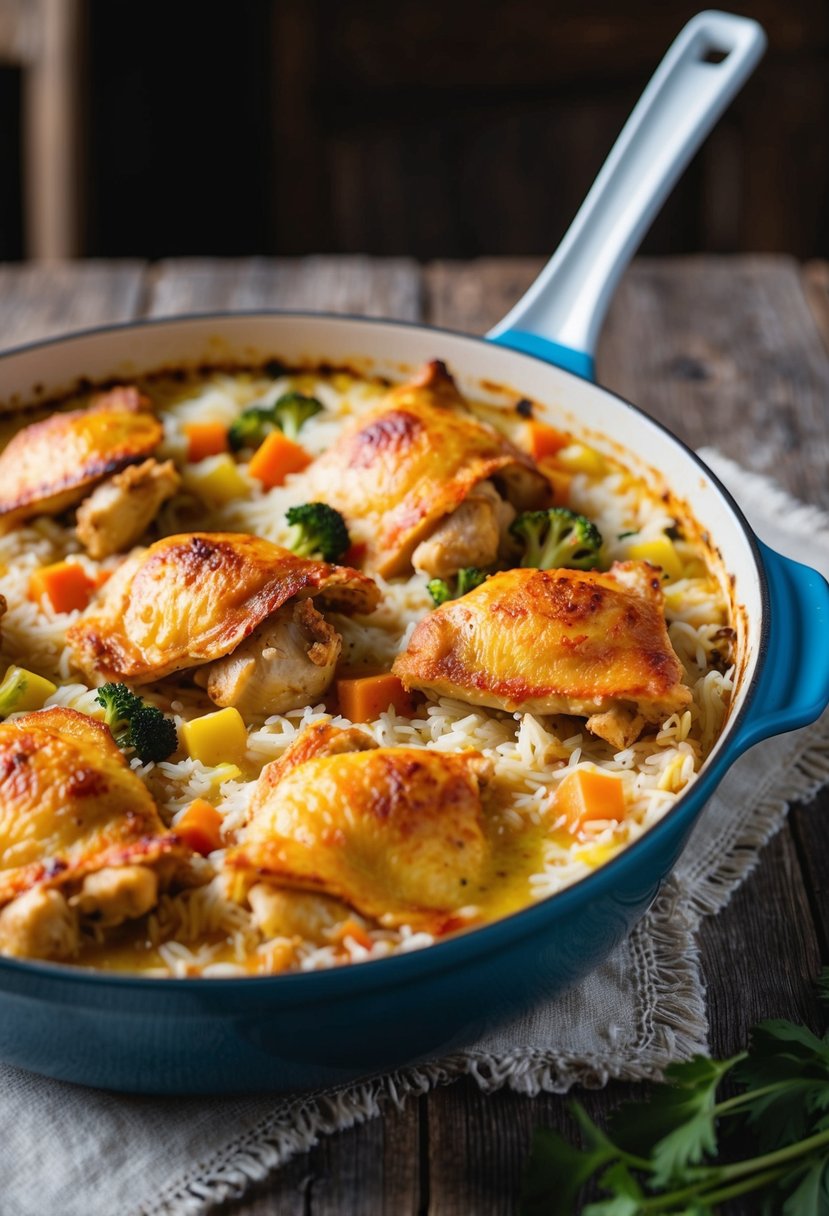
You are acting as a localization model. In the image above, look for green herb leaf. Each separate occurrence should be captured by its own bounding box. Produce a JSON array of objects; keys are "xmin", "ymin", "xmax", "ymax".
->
[
  {"xmin": 607, "ymin": 1055, "xmax": 740, "ymax": 1186},
  {"xmin": 780, "ymin": 1157, "xmax": 829, "ymax": 1215},
  {"xmin": 522, "ymin": 979, "xmax": 829, "ymax": 1216},
  {"xmin": 520, "ymin": 1121, "xmax": 618, "ymax": 1216},
  {"xmin": 734, "ymin": 1021, "xmax": 829, "ymax": 1151}
]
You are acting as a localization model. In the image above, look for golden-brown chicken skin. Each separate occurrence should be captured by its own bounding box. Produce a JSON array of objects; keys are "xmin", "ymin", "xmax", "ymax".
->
[
  {"xmin": 0, "ymin": 386, "xmax": 163, "ymax": 528},
  {"xmin": 0, "ymin": 707, "xmax": 186, "ymax": 912},
  {"xmin": 66, "ymin": 532, "xmax": 380, "ymax": 684},
  {"xmin": 226, "ymin": 724, "xmax": 490, "ymax": 932},
  {"xmin": 306, "ymin": 361, "xmax": 549, "ymax": 577},
  {"xmin": 393, "ymin": 563, "xmax": 692, "ymax": 744}
]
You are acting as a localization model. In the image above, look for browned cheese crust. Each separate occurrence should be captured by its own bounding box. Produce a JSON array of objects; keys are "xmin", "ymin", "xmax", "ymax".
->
[
  {"xmin": 0, "ymin": 707, "xmax": 186, "ymax": 907},
  {"xmin": 307, "ymin": 360, "xmax": 549, "ymax": 577},
  {"xmin": 0, "ymin": 386, "xmax": 163, "ymax": 527},
  {"xmin": 226, "ymin": 724, "xmax": 490, "ymax": 931},
  {"xmin": 66, "ymin": 532, "xmax": 380, "ymax": 683},
  {"xmin": 393, "ymin": 562, "xmax": 692, "ymax": 724}
]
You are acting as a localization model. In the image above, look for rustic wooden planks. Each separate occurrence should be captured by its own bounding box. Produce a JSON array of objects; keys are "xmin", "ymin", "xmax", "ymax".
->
[
  {"xmin": 598, "ymin": 255, "xmax": 829, "ymax": 510},
  {"xmin": 0, "ymin": 261, "xmax": 144, "ymax": 347},
  {"xmin": 147, "ymin": 256, "xmax": 422, "ymax": 321}
]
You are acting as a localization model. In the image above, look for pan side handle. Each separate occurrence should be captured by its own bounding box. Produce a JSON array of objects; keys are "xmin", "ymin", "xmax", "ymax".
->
[
  {"xmin": 487, "ymin": 10, "xmax": 766, "ymax": 381},
  {"xmin": 732, "ymin": 543, "xmax": 829, "ymax": 757}
]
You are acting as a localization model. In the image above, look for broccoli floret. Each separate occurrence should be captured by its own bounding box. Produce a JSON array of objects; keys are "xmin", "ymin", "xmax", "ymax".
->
[
  {"xmin": 285, "ymin": 503, "xmax": 350, "ymax": 563},
  {"xmin": 0, "ymin": 667, "xmax": 28, "ymax": 717},
  {"xmin": 427, "ymin": 567, "xmax": 489, "ymax": 606},
  {"xmin": 510, "ymin": 507, "xmax": 603, "ymax": 571},
  {"xmin": 272, "ymin": 392, "xmax": 324, "ymax": 440},
  {"xmin": 94, "ymin": 682, "xmax": 178, "ymax": 763},
  {"xmin": 228, "ymin": 392, "xmax": 323, "ymax": 450},
  {"xmin": 227, "ymin": 404, "xmax": 275, "ymax": 451},
  {"xmin": 128, "ymin": 705, "xmax": 179, "ymax": 763},
  {"xmin": 95, "ymin": 681, "xmax": 143, "ymax": 729}
]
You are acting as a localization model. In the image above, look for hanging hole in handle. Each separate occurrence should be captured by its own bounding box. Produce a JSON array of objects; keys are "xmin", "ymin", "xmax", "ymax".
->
[{"xmin": 700, "ymin": 44, "xmax": 730, "ymax": 64}]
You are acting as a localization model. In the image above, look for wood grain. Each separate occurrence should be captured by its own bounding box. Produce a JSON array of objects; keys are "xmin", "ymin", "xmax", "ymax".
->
[
  {"xmin": 425, "ymin": 257, "xmax": 543, "ymax": 333},
  {"xmin": 598, "ymin": 255, "xmax": 829, "ymax": 509},
  {"xmin": 219, "ymin": 1102, "xmax": 421, "ymax": 1216},
  {"xmin": 802, "ymin": 260, "xmax": 829, "ymax": 355},
  {"xmin": 147, "ymin": 256, "xmax": 422, "ymax": 321},
  {"xmin": 0, "ymin": 261, "xmax": 144, "ymax": 350}
]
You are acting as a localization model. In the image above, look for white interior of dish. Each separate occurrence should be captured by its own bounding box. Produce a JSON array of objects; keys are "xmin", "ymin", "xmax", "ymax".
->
[{"xmin": 0, "ymin": 312, "xmax": 763, "ymax": 771}]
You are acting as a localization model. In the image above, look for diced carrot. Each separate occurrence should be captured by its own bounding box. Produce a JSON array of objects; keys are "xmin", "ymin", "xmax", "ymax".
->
[
  {"xmin": 538, "ymin": 458, "xmax": 573, "ymax": 505},
  {"xmin": 525, "ymin": 421, "xmax": 571, "ymax": 461},
  {"xmin": 175, "ymin": 798, "xmax": 224, "ymax": 856},
  {"xmin": 336, "ymin": 673, "xmax": 416, "ymax": 723},
  {"xmin": 184, "ymin": 421, "xmax": 229, "ymax": 462},
  {"xmin": 552, "ymin": 769, "xmax": 626, "ymax": 832},
  {"xmin": 343, "ymin": 541, "xmax": 367, "ymax": 567},
  {"xmin": 334, "ymin": 918, "xmax": 374, "ymax": 950},
  {"xmin": 28, "ymin": 561, "xmax": 94, "ymax": 613},
  {"xmin": 247, "ymin": 431, "xmax": 311, "ymax": 489}
]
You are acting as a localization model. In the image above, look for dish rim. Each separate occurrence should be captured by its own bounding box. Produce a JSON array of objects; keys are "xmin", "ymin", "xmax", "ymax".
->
[{"xmin": 0, "ymin": 309, "xmax": 769, "ymax": 991}]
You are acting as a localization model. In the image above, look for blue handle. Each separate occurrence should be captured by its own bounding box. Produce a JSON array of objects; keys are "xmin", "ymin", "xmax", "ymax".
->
[
  {"xmin": 488, "ymin": 332, "xmax": 596, "ymax": 382},
  {"xmin": 733, "ymin": 541, "xmax": 829, "ymax": 756},
  {"xmin": 487, "ymin": 11, "xmax": 765, "ymax": 381}
]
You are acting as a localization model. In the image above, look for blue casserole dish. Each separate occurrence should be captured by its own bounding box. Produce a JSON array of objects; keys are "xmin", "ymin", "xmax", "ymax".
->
[{"xmin": 0, "ymin": 11, "xmax": 826, "ymax": 1094}]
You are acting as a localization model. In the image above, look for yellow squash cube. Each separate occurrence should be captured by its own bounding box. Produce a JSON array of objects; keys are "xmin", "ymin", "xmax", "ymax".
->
[
  {"xmin": 182, "ymin": 453, "xmax": 249, "ymax": 506},
  {"xmin": 628, "ymin": 535, "xmax": 684, "ymax": 582},
  {"xmin": 0, "ymin": 665, "xmax": 57, "ymax": 713},
  {"xmin": 181, "ymin": 707, "xmax": 248, "ymax": 767}
]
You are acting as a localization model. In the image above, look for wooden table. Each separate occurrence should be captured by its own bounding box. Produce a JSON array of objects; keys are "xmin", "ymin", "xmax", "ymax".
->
[{"xmin": 1, "ymin": 255, "xmax": 827, "ymax": 1214}]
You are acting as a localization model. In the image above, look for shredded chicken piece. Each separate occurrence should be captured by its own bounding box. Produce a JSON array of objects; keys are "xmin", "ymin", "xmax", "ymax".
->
[
  {"xmin": 412, "ymin": 480, "xmax": 516, "ymax": 577},
  {"xmin": 197, "ymin": 599, "xmax": 342, "ymax": 717},
  {"xmin": 247, "ymin": 886, "xmax": 354, "ymax": 943},
  {"xmin": 70, "ymin": 865, "xmax": 159, "ymax": 927},
  {"xmin": 0, "ymin": 887, "xmax": 78, "ymax": 959},
  {"xmin": 586, "ymin": 707, "xmax": 646, "ymax": 750},
  {"xmin": 75, "ymin": 458, "xmax": 181, "ymax": 558}
]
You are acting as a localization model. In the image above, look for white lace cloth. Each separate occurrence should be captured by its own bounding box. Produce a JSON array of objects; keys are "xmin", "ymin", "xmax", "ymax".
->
[{"xmin": 2, "ymin": 451, "xmax": 828, "ymax": 1216}]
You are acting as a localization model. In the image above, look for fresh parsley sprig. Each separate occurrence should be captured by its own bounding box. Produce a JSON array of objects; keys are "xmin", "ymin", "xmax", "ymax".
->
[{"xmin": 521, "ymin": 972, "xmax": 829, "ymax": 1215}]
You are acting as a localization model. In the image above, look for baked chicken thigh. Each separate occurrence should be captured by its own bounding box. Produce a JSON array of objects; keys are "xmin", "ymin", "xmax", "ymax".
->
[
  {"xmin": 67, "ymin": 533, "xmax": 380, "ymax": 715},
  {"xmin": 305, "ymin": 360, "xmax": 548, "ymax": 577},
  {"xmin": 226, "ymin": 722, "xmax": 490, "ymax": 931},
  {"xmin": 0, "ymin": 707, "xmax": 190, "ymax": 959},
  {"xmin": 0, "ymin": 386, "xmax": 164, "ymax": 532},
  {"xmin": 393, "ymin": 563, "xmax": 692, "ymax": 748}
]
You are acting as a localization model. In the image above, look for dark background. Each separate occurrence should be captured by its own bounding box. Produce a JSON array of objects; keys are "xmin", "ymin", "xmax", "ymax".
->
[{"xmin": 1, "ymin": 0, "xmax": 827, "ymax": 261}]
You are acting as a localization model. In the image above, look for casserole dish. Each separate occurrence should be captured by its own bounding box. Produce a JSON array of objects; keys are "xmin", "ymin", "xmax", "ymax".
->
[{"xmin": 0, "ymin": 11, "xmax": 827, "ymax": 1094}]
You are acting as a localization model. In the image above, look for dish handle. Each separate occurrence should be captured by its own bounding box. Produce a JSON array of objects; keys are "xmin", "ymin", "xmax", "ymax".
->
[
  {"xmin": 733, "ymin": 541, "xmax": 829, "ymax": 756},
  {"xmin": 486, "ymin": 10, "xmax": 766, "ymax": 382}
]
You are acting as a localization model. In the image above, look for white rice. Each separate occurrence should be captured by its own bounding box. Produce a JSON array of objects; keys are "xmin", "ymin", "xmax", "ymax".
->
[{"xmin": 0, "ymin": 369, "xmax": 734, "ymax": 976}]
